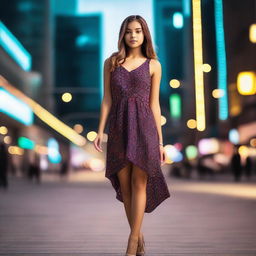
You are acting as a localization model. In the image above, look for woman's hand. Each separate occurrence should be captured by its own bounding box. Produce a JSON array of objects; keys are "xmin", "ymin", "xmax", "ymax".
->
[
  {"xmin": 160, "ymin": 145, "xmax": 166, "ymax": 166},
  {"xmin": 94, "ymin": 133, "xmax": 103, "ymax": 152}
]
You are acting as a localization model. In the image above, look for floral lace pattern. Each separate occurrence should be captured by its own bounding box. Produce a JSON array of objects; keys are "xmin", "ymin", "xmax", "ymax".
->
[{"xmin": 105, "ymin": 58, "xmax": 171, "ymax": 213}]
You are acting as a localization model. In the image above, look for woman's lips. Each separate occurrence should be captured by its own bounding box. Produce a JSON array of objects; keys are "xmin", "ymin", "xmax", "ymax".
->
[{"xmin": 130, "ymin": 40, "xmax": 137, "ymax": 43}]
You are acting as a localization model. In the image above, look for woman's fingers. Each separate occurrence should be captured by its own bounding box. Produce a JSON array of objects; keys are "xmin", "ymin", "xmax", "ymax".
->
[
  {"xmin": 94, "ymin": 137, "xmax": 102, "ymax": 152},
  {"xmin": 96, "ymin": 137, "xmax": 103, "ymax": 152},
  {"xmin": 160, "ymin": 149, "xmax": 166, "ymax": 166},
  {"xmin": 93, "ymin": 138, "xmax": 99, "ymax": 151},
  {"xmin": 97, "ymin": 139, "xmax": 103, "ymax": 152}
]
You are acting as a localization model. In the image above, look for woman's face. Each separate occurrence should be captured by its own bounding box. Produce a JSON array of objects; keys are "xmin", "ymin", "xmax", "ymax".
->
[{"xmin": 124, "ymin": 20, "xmax": 144, "ymax": 49}]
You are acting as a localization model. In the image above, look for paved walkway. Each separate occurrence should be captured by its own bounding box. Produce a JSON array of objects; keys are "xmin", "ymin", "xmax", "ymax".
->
[{"xmin": 0, "ymin": 170, "xmax": 256, "ymax": 256}]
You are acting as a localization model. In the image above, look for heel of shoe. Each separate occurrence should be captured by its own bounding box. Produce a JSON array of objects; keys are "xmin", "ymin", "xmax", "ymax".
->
[
  {"xmin": 125, "ymin": 235, "xmax": 139, "ymax": 256},
  {"xmin": 136, "ymin": 234, "xmax": 145, "ymax": 256}
]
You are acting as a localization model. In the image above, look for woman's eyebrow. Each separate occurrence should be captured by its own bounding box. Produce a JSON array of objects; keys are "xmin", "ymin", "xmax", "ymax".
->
[{"xmin": 126, "ymin": 28, "xmax": 142, "ymax": 30}]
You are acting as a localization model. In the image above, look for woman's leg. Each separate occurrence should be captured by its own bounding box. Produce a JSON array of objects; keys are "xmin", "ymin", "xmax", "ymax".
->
[
  {"xmin": 118, "ymin": 163, "xmax": 147, "ymax": 254},
  {"xmin": 130, "ymin": 164, "xmax": 147, "ymax": 237},
  {"xmin": 117, "ymin": 162, "xmax": 133, "ymax": 227}
]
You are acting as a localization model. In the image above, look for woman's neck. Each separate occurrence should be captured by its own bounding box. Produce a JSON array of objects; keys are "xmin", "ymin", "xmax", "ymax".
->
[{"xmin": 127, "ymin": 47, "xmax": 144, "ymax": 59}]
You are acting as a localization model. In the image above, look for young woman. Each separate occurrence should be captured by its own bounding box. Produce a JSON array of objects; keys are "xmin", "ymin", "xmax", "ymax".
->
[{"xmin": 94, "ymin": 15, "xmax": 171, "ymax": 256}]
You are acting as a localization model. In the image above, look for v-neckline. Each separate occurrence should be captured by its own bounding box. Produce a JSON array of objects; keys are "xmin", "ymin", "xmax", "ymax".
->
[{"xmin": 120, "ymin": 58, "xmax": 148, "ymax": 73}]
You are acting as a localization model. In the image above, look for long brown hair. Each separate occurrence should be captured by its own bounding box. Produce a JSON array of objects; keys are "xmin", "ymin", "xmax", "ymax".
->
[{"xmin": 108, "ymin": 15, "xmax": 158, "ymax": 72}]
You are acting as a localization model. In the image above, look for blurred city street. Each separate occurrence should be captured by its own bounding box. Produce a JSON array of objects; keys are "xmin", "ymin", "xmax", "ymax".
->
[
  {"xmin": 1, "ymin": 169, "xmax": 256, "ymax": 256},
  {"xmin": 1, "ymin": 0, "xmax": 256, "ymax": 255}
]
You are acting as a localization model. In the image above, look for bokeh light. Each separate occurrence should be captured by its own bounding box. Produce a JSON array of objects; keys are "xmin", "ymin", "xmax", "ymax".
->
[
  {"xmin": 238, "ymin": 145, "xmax": 249, "ymax": 158},
  {"xmin": 8, "ymin": 146, "xmax": 24, "ymax": 155},
  {"xmin": 164, "ymin": 144, "xmax": 183, "ymax": 162},
  {"xmin": 73, "ymin": 124, "xmax": 84, "ymax": 134},
  {"xmin": 62, "ymin": 92, "xmax": 72, "ymax": 102},
  {"xmin": 237, "ymin": 71, "xmax": 256, "ymax": 95},
  {"xmin": 229, "ymin": 129, "xmax": 239, "ymax": 145},
  {"xmin": 169, "ymin": 79, "xmax": 180, "ymax": 88},
  {"xmin": 187, "ymin": 119, "xmax": 197, "ymax": 129},
  {"xmin": 250, "ymin": 138, "xmax": 256, "ymax": 147},
  {"xmin": 0, "ymin": 126, "xmax": 8, "ymax": 135},
  {"xmin": 87, "ymin": 131, "xmax": 97, "ymax": 142},
  {"xmin": 174, "ymin": 142, "xmax": 183, "ymax": 151},
  {"xmin": 212, "ymin": 88, "xmax": 225, "ymax": 98},
  {"xmin": 3, "ymin": 135, "xmax": 11, "ymax": 144},
  {"xmin": 185, "ymin": 145, "xmax": 198, "ymax": 160},
  {"xmin": 161, "ymin": 115, "xmax": 167, "ymax": 126},
  {"xmin": 198, "ymin": 138, "xmax": 219, "ymax": 155},
  {"xmin": 202, "ymin": 63, "xmax": 211, "ymax": 72},
  {"xmin": 249, "ymin": 23, "xmax": 256, "ymax": 43},
  {"xmin": 173, "ymin": 12, "xmax": 183, "ymax": 29}
]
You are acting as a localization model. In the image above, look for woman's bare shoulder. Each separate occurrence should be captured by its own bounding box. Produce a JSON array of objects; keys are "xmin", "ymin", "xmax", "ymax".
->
[
  {"xmin": 150, "ymin": 58, "xmax": 161, "ymax": 67},
  {"xmin": 149, "ymin": 58, "xmax": 161, "ymax": 75},
  {"xmin": 104, "ymin": 57, "xmax": 112, "ymax": 72},
  {"xmin": 104, "ymin": 57, "xmax": 111, "ymax": 65}
]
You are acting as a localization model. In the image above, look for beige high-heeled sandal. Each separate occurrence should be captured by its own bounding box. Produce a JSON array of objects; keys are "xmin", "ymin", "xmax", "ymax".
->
[
  {"xmin": 125, "ymin": 235, "xmax": 139, "ymax": 256},
  {"xmin": 136, "ymin": 233, "xmax": 145, "ymax": 256}
]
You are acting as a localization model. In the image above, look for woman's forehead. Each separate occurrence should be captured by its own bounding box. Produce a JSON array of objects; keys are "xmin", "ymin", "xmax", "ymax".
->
[{"xmin": 127, "ymin": 21, "xmax": 142, "ymax": 30}]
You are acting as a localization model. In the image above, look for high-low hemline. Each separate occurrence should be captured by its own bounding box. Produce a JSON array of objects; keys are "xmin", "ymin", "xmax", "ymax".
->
[{"xmin": 105, "ymin": 155, "xmax": 171, "ymax": 213}]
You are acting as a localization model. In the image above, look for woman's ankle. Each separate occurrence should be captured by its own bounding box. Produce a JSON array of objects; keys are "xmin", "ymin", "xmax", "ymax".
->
[{"xmin": 129, "ymin": 233, "xmax": 139, "ymax": 239}]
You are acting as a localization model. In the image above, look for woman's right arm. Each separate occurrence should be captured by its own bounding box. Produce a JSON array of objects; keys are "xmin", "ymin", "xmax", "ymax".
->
[{"xmin": 94, "ymin": 58, "xmax": 112, "ymax": 152}]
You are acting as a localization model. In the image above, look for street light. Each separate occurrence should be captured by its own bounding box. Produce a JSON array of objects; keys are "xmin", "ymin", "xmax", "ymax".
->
[{"xmin": 237, "ymin": 71, "xmax": 256, "ymax": 95}]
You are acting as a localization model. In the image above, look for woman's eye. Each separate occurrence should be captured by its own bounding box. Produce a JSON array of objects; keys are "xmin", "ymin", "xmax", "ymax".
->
[{"xmin": 126, "ymin": 31, "xmax": 141, "ymax": 34}]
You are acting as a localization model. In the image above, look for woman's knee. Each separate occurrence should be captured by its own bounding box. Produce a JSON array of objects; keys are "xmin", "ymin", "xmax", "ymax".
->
[
  {"xmin": 131, "ymin": 165, "xmax": 147, "ymax": 190},
  {"xmin": 117, "ymin": 163, "xmax": 132, "ymax": 197}
]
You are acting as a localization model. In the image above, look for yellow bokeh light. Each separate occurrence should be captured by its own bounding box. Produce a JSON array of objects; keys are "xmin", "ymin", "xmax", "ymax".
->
[
  {"xmin": 74, "ymin": 124, "xmax": 83, "ymax": 134},
  {"xmin": 202, "ymin": 63, "xmax": 211, "ymax": 72},
  {"xmin": 249, "ymin": 23, "xmax": 256, "ymax": 43},
  {"xmin": 230, "ymin": 105, "xmax": 241, "ymax": 117},
  {"xmin": 0, "ymin": 126, "xmax": 8, "ymax": 135},
  {"xmin": 237, "ymin": 71, "xmax": 256, "ymax": 95},
  {"xmin": 212, "ymin": 89, "xmax": 225, "ymax": 98},
  {"xmin": 62, "ymin": 92, "xmax": 72, "ymax": 102},
  {"xmin": 161, "ymin": 115, "xmax": 166, "ymax": 126},
  {"xmin": 238, "ymin": 145, "xmax": 249, "ymax": 157},
  {"xmin": 187, "ymin": 119, "xmax": 197, "ymax": 129},
  {"xmin": 250, "ymin": 138, "xmax": 256, "ymax": 147},
  {"xmin": 165, "ymin": 158, "xmax": 173, "ymax": 164},
  {"xmin": 169, "ymin": 79, "xmax": 180, "ymax": 88},
  {"xmin": 87, "ymin": 131, "xmax": 97, "ymax": 142},
  {"xmin": 34, "ymin": 104, "xmax": 86, "ymax": 146},
  {"xmin": 35, "ymin": 145, "xmax": 48, "ymax": 154},
  {"xmin": 192, "ymin": 0, "xmax": 206, "ymax": 131},
  {"xmin": 3, "ymin": 136, "xmax": 11, "ymax": 144},
  {"xmin": 8, "ymin": 146, "xmax": 24, "ymax": 155}
]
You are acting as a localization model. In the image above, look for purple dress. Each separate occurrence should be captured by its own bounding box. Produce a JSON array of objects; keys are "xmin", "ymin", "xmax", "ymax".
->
[{"xmin": 105, "ymin": 58, "xmax": 171, "ymax": 213}]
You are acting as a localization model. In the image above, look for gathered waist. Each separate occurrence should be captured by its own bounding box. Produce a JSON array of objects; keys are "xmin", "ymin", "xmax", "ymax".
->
[
  {"xmin": 109, "ymin": 97, "xmax": 151, "ymax": 119},
  {"xmin": 112, "ymin": 96, "xmax": 150, "ymax": 106}
]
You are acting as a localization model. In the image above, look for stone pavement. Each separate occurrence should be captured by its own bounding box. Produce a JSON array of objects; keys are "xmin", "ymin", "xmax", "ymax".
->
[{"xmin": 0, "ymin": 170, "xmax": 256, "ymax": 256}]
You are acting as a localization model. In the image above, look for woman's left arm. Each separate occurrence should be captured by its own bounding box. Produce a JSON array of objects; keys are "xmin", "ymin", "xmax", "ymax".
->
[{"xmin": 149, "ymin": 59, "xmax": 163, "ymax": 145}]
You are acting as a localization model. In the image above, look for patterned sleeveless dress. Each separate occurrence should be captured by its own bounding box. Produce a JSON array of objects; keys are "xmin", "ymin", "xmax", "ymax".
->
[{"xmin": 105, "ymin": 58, "xmax": 171, "ymax": 213}]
